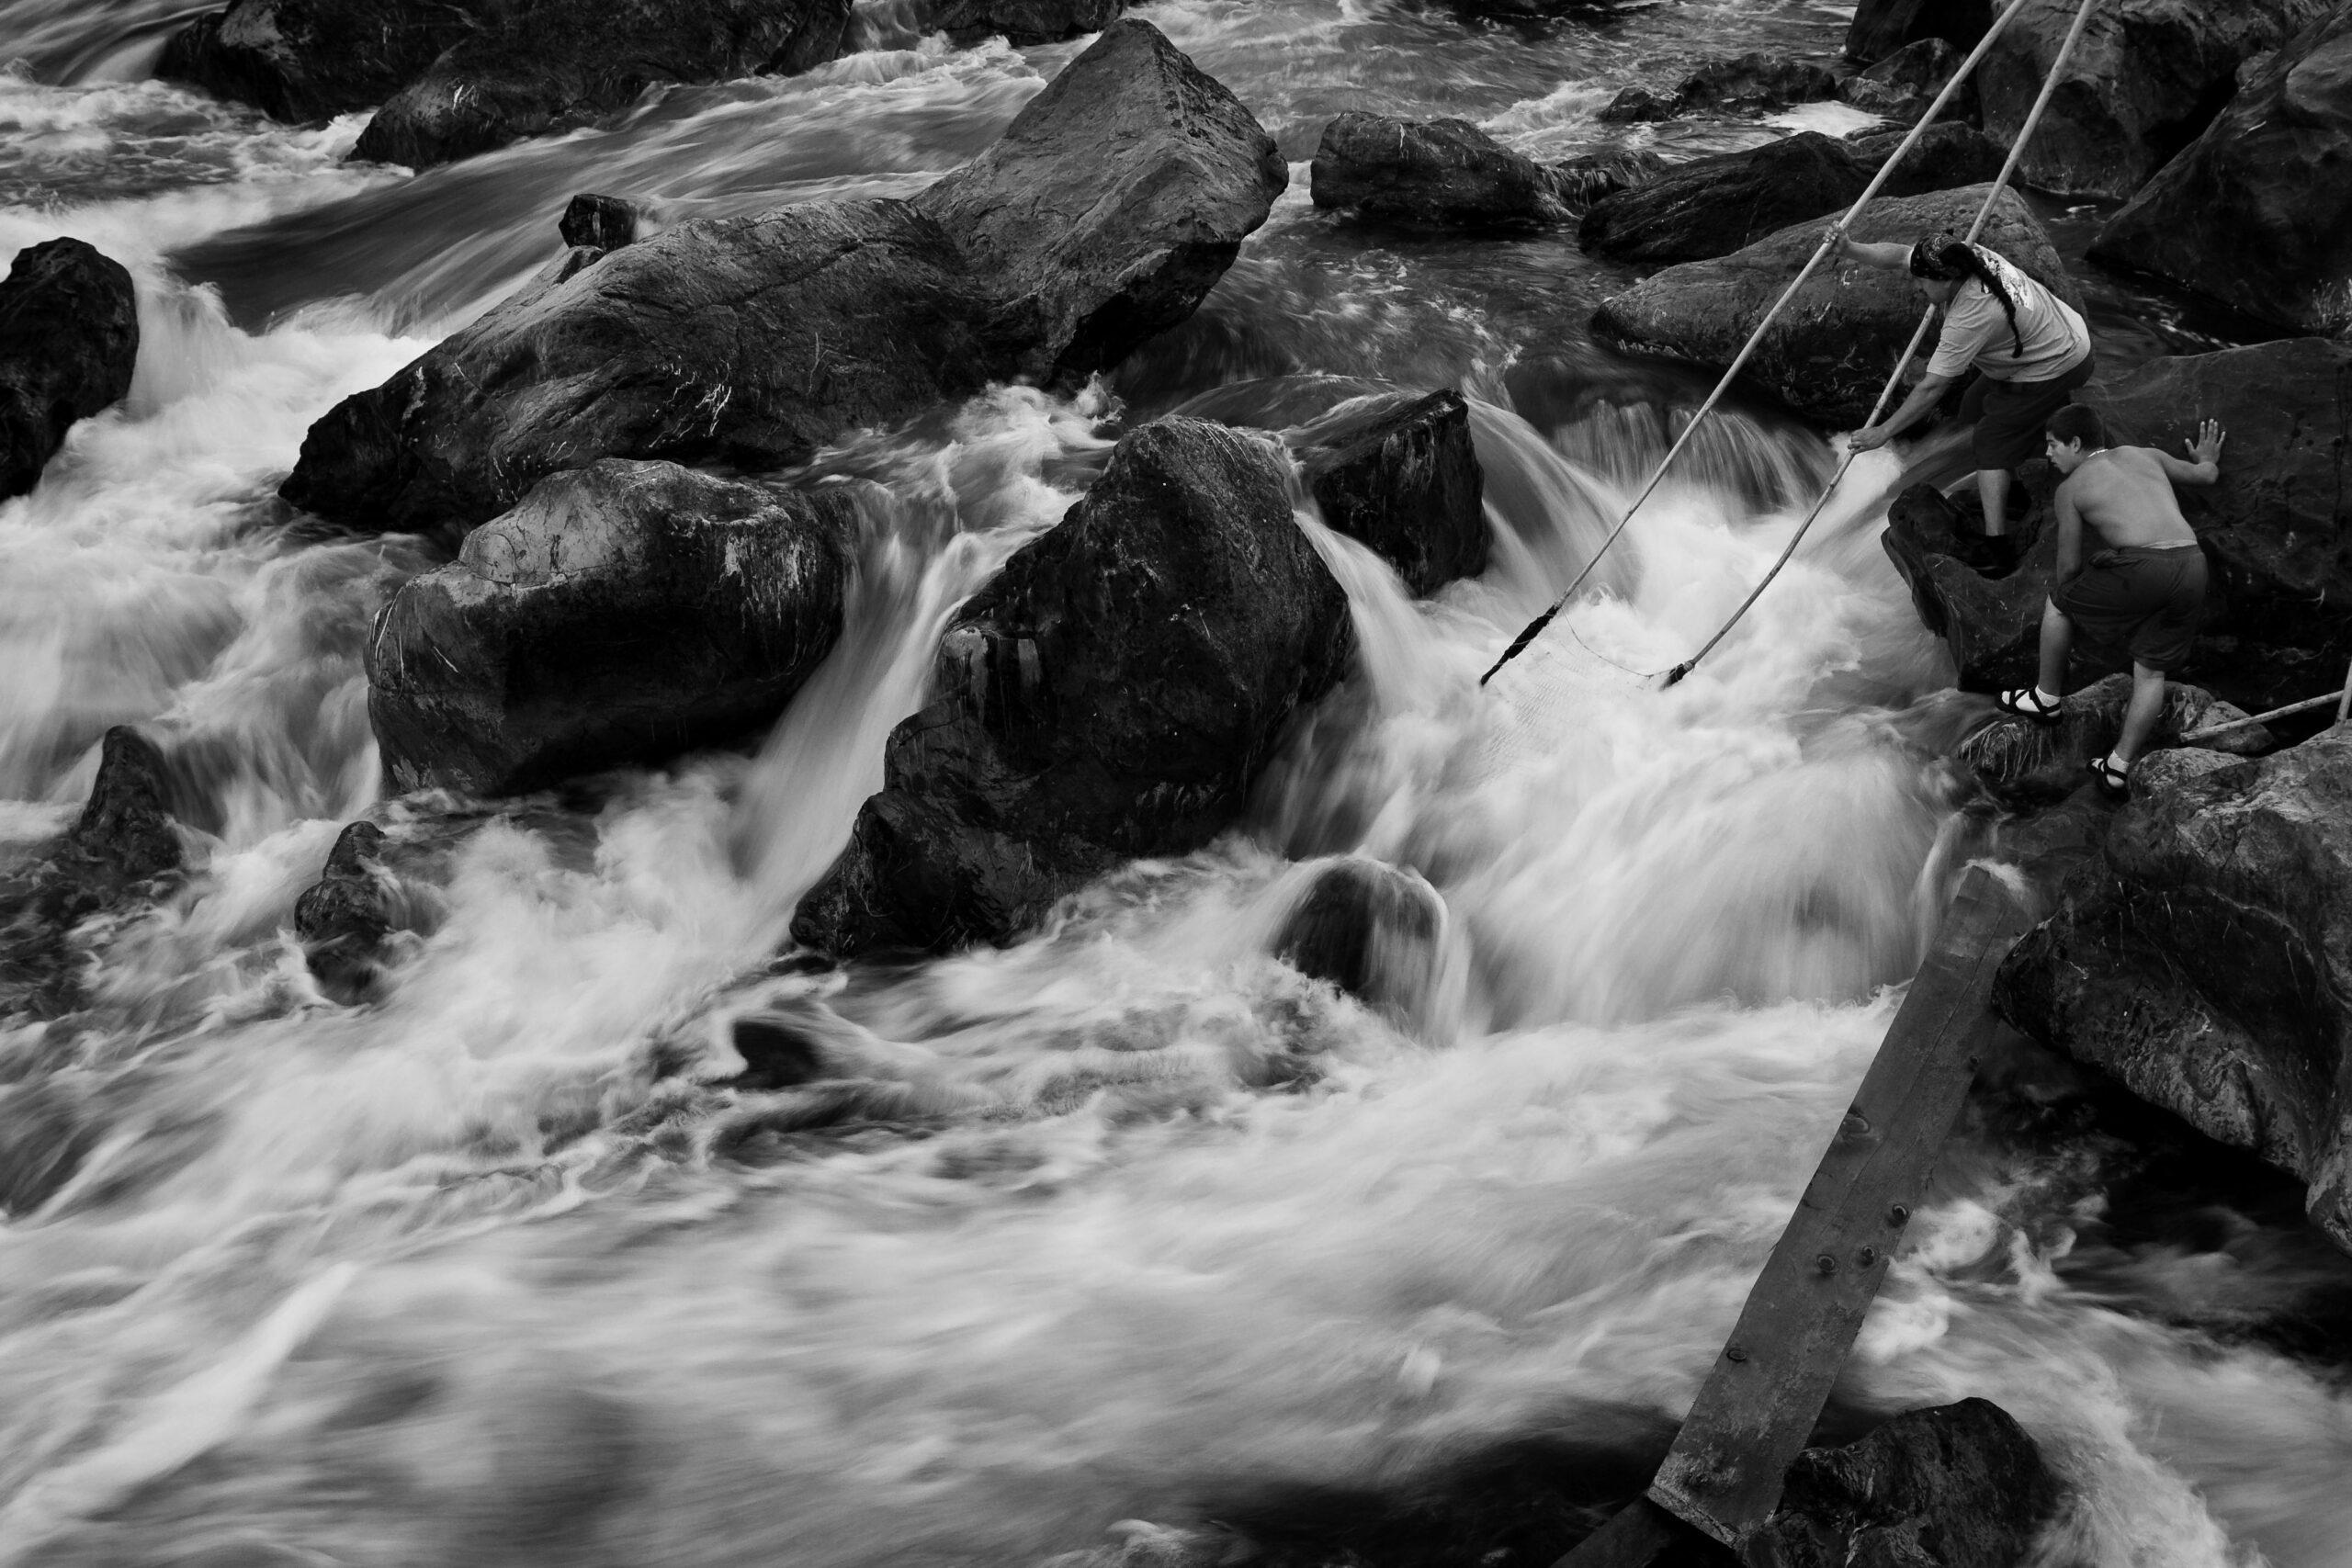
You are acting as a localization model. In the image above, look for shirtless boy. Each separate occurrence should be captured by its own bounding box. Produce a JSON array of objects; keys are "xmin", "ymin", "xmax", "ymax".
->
[{"xmin": 1996, "ymin": 404, "xmax": 2226, "ymax": 797}]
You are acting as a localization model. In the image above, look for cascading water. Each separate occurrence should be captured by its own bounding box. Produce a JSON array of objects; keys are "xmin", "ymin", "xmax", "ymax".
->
[{"xmin": 5, "ymin": 4, "xmax": 2351, "ymax": 1566}]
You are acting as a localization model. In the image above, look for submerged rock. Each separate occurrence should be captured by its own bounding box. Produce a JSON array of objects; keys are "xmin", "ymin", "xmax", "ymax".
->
[
  {"xmin": 792, "ymin": 417, "xmax": 1352, "ymax": 955},
  {"xmin": 1996, "ymin": 730, "xmax": 2352, "ymax": 1254},
  {"xmin": 924, "ymin": 0, "xmax": 1123, "ymax": 44},
  {"xmin": 1, "ymin": 237, "xmax": 140, "ymax": 501},
  {"xmin": 367, "ymin": 459, "xmax": 858, "ymax": 795},
  {"xmin": 1592, "ymin": 184, "xmax": 2075, "ymax": 427},
  {"xmin": 1272, "ymin": 857, "xmax": 1446, "ymax": 1016},
  {"xmin": 1752, "ymin": 1400, "xmax": 2059, "ymax": 1568},
  {"xmin": 282, "ymin": 21, "xmax": 1283, "ymax": 536},
  {"xmin": 1977, "ymin": 0, "xmax": 2333, "ymax": 199},
  {"xmin": 2089, "ymin": 6, "xmax": 2352, "ymax": 335},
  {"xmin": 1294, "ymin": 388, "xmax": 1487, "ymax": 597},
  {"xmin": 1846, "ymin": 0, "xmax": 1990, "ymax": 64},
  {"xmin": 294, "ymin": 821, "xmax": 396, "ymax": 1003},
  {"xmin": 1672, "ymin": 52, "xmax": 1840, "ymax": 113},
  {"xmin": 1309, "ymin": 112, "xmax": 1569, "ymax": 231},
  {"xmin": 156, "ymin": 0, "xmax": 482, "ymax": 120},
  {"xmin": 558, "ymin": 193, "xmax": 645, "ymax": 252}
]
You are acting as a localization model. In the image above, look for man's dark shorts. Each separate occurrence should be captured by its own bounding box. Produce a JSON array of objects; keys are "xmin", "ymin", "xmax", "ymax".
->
[
  {"xmin": 2052, "ymin": 543, "xmax": 2208, "ymax": 672},
  {"xmin": 1962, "ymin": 353, "xmax": 2097, "ymax": 471}
]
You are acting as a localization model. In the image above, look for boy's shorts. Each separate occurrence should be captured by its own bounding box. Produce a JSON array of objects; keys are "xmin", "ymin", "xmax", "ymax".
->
[{"xmin": 2052, "ymin": 542, "xmax": 2208, "ymax": 671}]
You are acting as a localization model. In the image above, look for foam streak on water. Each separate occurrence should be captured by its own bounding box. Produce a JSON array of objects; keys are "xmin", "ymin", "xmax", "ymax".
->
[{"xmin": 5, "ymin": 3, "xmax": 2352, "ymax": 1565}]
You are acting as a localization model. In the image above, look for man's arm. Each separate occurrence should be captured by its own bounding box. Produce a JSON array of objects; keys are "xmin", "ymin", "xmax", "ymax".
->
[
  {"xmin": 1834, "ymin": 234, "xmax": 1912, "ymax": 270},
  {"xmin": 1848, "ymin": 372, "xmax": 1955, "ymax": 451},
  {"xmin": 2151, "ymin": 418, "xmax": 2226, "ymax": 487},
  {"xmin": 2052, "ymin": 479, "xmax": 2085, "ymax": 578}
]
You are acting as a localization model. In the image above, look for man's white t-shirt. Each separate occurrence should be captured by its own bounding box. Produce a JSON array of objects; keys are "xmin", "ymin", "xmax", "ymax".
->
[{"xmin": 1924, "ymin": 246, "xmax": 2090, "ymax": 383}]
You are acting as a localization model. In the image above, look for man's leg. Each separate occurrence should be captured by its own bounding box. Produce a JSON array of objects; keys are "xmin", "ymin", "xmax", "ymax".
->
[
  {"xmin": 2113, "ymin": 662, "xmax": 2170, "ymax": 768},
  {"xmin": 1975, "ymin": 466, "xmax": 2012, "ymax": 539},
  {"xmin": 2037, "ymin": 596, "xmax": 2073, "ymax": 700}
]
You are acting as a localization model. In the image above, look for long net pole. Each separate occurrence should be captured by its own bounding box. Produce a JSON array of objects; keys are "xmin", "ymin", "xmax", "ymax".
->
[
  {"xmin": 1477, "ymin": 0, "xmax": 2040, "ymax": 688},
  {"xmin": 1662, "ymin": 0, "xmax": 2104, "ymax": 686}
]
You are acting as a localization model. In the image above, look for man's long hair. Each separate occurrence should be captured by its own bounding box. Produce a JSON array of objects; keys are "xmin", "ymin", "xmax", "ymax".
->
[{"xmin": 1910, "ymin": 235, "xmax": 2026, "ymax": 358}]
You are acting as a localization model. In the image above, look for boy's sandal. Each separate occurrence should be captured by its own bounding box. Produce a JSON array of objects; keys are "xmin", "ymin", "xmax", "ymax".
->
[
  {"xmin": 1995, "ymin": 687, "xmax": 2063, "ymax": 725},
  {"xmin": 2087, "ymin": 753, "xmax": 2130, "ymax": 800}
]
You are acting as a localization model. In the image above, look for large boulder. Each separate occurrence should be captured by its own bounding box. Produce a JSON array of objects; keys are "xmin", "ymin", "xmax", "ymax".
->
[
  {"xmin": 791, "ymin": 417, "xmax": 1352, "ymax": 954},
  {"xmin": 1293, "ymin": 388, "xmax": 1487, "ymax": 596},
  {"xmin": 1960, "ymin": 671, "xmax": 2271, "ymax": 802},
  {"xmin": 156, "ymin": 0, "xmax": 492, "ymax": 120},
  {"xmin": 2088, "ymin": 6, "xmax": 2352, "ymax": 335},
  {"xmin": 1977, "ymin": 0, "xmax": 2334, "ymax": 199},
  {"xmin": 1309, "ymin": 112, "xmax": 1569, "ymax": 231},
  {"xmin": 1995, "ymin": 731, "xmax": 2352, "ymax": 1254},
  {"xmin": 1, "ymin": 238, "xmax": 140, "ymax": 501},
  {"xmin": 1845, "ymin": 0, "xmax": 1992, "ymax": 64},
  {"xmin": 1838, "ymin": 37, "xmax": 1971, "ymax": 119},
  {"xmin": 280, "ymin": 21, "xmax": 1284, "ymax": 536},
  {"xmin": 1578, "ymin": 128, "xmax": 1998, "ymax": 265},
  {"xmin": 367, "ymin": 459, "xmax": 858, "ymax": 795},
  {"xmin": 352, "ymin": 0, "xmax": 853, "ymax": 168},
  {"xmin": 1671, "ymin": 52, "xmax": 1840, "ymax": 113},
  {"xmin": 2078, "ymin": 339, "xmax": 2352, "ymax": 712},
  {"xmin": 1590, "ymin": 184, "xmax": 2077, "ymax": 427},
  {"xmin": 1880, "ymin": 475, "xmax": 2087, "ymax": 696},
  {"xmin": 1751, "ymin": 1400, "xmax": 2059, "ymax": 1568},
  {"xmin": 923, "ymin": 0, "xmax": 1122, "ymax": 44}
]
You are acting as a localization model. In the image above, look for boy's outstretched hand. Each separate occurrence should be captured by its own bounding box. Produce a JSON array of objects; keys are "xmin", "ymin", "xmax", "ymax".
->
[{"xmin": 2187, "ymin": 418, "xmax": 2227, "ymax": 466}]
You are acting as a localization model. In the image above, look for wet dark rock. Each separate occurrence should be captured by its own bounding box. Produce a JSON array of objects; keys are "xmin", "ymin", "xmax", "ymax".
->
[
  {"xmin": 1838, "ymin": 36, "xmax": 1970, "ymax": 119},
  {"xmin": 1847, "ymin": 0, "xmax": 1989, "ymax": 65},
  {"xmin": 1579, "ymin": 133, "xmax": 1869, "ymax": 265},
  {"xmin": 283, "ymin": 21, "xmax": 1283, "ymax": 536},
  {"xmin": 1978, "ymin": 0, "xmax": 2333, "ymax": 199},
  {"xmin": 1880, "ymin": 475, "xmax": 2088, "ymax": 696},
  {"xmin": 1592, "ymin": 184, "xmax": 2076, "ymax": 427},
  {"xmin": 1309, "ymin": 112, "xmax": 1569, "ymax": 231},
  {"xmin": 1294, "ymin": 388, "xmax": 1487, "ymax": 596},
  {"xmin": 1596, "ymin": 85, "xmax": 1675, "ymax": 123},
  {"xmin": 1547, "ymin": 147, "xmax": 1668, "ymax": 213},
  {"xmin": 925, "ymin": 0, "xmax": 1122, "ymax": 44},
  {"xmin": 1995, "ymin": 729, "xmax": 2352, "ymax": 1255},
  {"xmin": 728, "ymin": 1013, "xmax": 828, "ymax": 1089},
  {"xmin": 1751, "ymin": 1400, "xmax": 2059, "ymax": 1568},
  {"xmin": 156, "ymin": 0, "xmax": 485, "ymax": 120},
  {"xmin": 1272, "ymin": 857, "xmax": 1445, "ymax": 1014},
  {"xmin": 1961, "ymin": 671, "xmax": 2270, "ymax": 802},
  {"xmin": 559, "ymin": 193, "xmax": 643, "ymax": 252},
  {"xmin": 367, "ymin": 458, "xmax": 858, "ymax": 795},
  {"xmin": 791, "ymin": 417, "xmax": 1353, "ymax": 955},
  {"xmin": 1847, "ymin": 121, "xmax": 2006, "ymax": 191},
  {"xmin": 2077, "ymin": 339, "xmax": 2352, "ymax": 713},
  {"xmin": 2089, "ymin": 6, "xmax": 2352, "ymax": 335},
  {"xmin": 0, "ymin": 728, "xmax": 184, "ymax": 1021},
  {"xmin": 352, "ymin": 0, "xmax": 854, "ymax": 169},
  {"xmin": 0, "ymin": 238, "xmax": 140, "ymax": 502},
  {"xmin": 1673, "ymin": 52, "xmax": 1840, "ymax": 114},
  {"xmin": 294, "ymin": 821, "xmax": 397, "ymax": 1002}
]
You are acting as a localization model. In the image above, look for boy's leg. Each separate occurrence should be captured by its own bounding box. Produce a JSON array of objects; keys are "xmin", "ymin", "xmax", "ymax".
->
[
  {"xmin": 1975, "ymin": 466, "xmax": 2012, "ymax": 540},
  {"xmin": 2113, "ymin": 660, "xmax": 2168, "ymax": 768},
  {"xmin": 2036, "ymin": 596, "xmax": 2073, "ymax": 699}
]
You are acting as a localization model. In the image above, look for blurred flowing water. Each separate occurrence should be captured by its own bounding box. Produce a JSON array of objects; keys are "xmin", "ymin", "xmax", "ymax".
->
[{"xmin": 3, "ymin": 4, "xmax": 2348, "ymax": 1565}]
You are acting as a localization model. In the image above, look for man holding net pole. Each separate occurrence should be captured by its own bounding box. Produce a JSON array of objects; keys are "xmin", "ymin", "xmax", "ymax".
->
[{"xmin": 1834, "ymin": 231, "xmax": 2095, "ymax": 576}]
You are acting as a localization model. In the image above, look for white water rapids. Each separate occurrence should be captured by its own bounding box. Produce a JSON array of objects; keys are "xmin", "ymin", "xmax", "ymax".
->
[{"xmin": 5, "ymin": 3, "xmax": 2352, "ymax": 1565}]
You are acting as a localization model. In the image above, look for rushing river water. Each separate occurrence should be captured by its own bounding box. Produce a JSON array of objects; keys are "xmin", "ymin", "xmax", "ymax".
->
[{"xmin": 5, "ymin": 4, "xmax": 2351, "ymax": 1565}]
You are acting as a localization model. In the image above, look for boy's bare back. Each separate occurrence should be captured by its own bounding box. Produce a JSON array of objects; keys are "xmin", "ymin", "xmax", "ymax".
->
[{"xmin": 2051, "ymin": 419, "xmax": 2225, "ymax": 551}]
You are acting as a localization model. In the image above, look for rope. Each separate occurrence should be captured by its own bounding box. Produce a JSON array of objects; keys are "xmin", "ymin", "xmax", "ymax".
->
[
  {"xmin": 1661, "ymin": 0, "xmax": 2104, "ymax": 686},
  {"xmin": 1479, "ymin": 0, "xmax": 2039, "ymax": 688}
]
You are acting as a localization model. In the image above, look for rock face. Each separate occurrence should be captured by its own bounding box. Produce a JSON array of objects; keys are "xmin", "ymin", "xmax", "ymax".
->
[
  {"xmin": 352, "ymin": 0, "xmax": 853, "ymax": 168},
  {"xmin": 157, "ymin": 0, "xmax": 486, "ymax": 120},
  {"xmin": 1592, "ymin": 184, "xmax": 2077, "ymax": 427},
  {"xmin": 1996, "ymin": 731, "xmax": 2352, "ymax": 1253},
  {"xmin": 1977, "ymin": 0, "xmax": 2334, "ymax": 199},
  {"xmin": 1309, "ymin": 112, "xmax": 1568, "ymax": 231},
  {"xmin": 1, "ymin": 238, "xmax": 141, "ymax": 501},
  {"xmin": 1751, "ymin": 1400, "xmax": 2059, "ymax": 1568},
  {"xmin": 2078, "ymin": 339, "xmax": 2352, "ymax": 712},
  {"xmin": 281, "ymin": 22, "xmax": 1284, "ymax": 537},
  {"xmin": 367, "ymin": 459, "xmax": 858, "ymax": 795},
  {"xmin": 790, "ymin": 417, "xmax": 1353, "ymax": 954},
  {"xmin": 924, "ymin": 0, "xmax": 1122, "ymax": 44},
  {"xmin": 1846, "ymin": 0, "xmax": 1992, "ymax": 64},
  {"xmin": 2089, "ymin": 6, "xmax": 2352, "ymax": 335},
  {"xmin": 1294, "ymin": 389, "xmax": 1487, "ymax": 596},
  {"xmin": 0, "ymin": 728, "xmax": 183, "ymax": 1021},
  {"xmin": 1880, "ymin": 475, "xmax": 2090, "ymax": 695}
]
